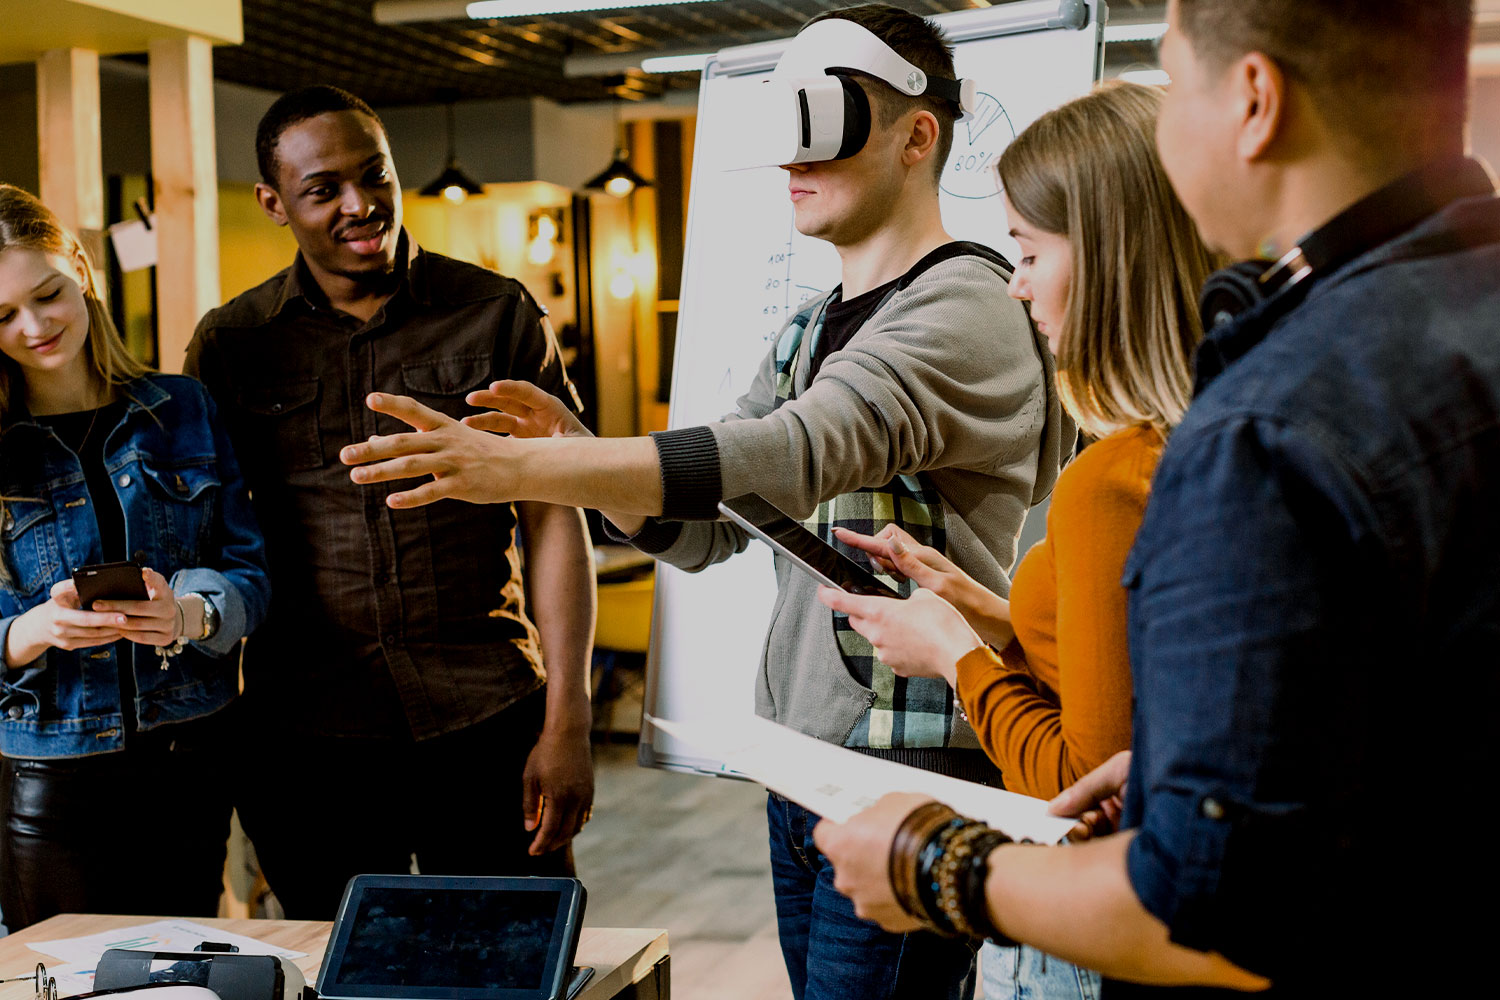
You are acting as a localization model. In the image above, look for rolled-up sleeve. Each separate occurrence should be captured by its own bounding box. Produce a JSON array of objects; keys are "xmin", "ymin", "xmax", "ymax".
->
[{"xmin": 1122, "ymin": 414, "xmax": 1383, "ymax": 979}]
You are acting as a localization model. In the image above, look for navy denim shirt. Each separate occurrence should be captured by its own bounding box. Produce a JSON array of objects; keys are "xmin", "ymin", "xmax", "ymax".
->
[
  {"xmin": 0, "ymin": 374, "xmax": 269, "ymax": 758},
  {"xmin": 1118, "ymin": 165, "xmax": 1500, "ymax": 993}
]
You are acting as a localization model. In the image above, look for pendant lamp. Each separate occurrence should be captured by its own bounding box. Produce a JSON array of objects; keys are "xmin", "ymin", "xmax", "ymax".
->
[
  {"xmin": 584, "ymin": 150, "xmax": 654, "ymax": 198},
  {"xmin": 420, "ymin": 102, "xmax": 485, "ymax": 203},
  {"xmin": 585, "ymin": 97, "xmax": 653, "ymax": 198}
]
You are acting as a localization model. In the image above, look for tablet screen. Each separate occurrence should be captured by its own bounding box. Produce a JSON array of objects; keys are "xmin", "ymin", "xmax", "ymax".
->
[
  {"xmin": 319, "ymin": 877, "xmax": 583, "ymax": 1000},
  {"xmin": 719, "ymin": 493, "xmax": 902, "ymax": 599}
]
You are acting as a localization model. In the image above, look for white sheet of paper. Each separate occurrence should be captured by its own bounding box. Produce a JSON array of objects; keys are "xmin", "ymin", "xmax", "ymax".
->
[
  {"xmin": 647, "ymin": 713, "xmax": 1078, "ymax": 844},
  {"xmin": 108, "ymin": 218, "xmax": 157, "ymax": 272},
  {"xmin": 29, "ymin": 919, "xmax": 306, "ymax": 967},
  {"xmin": 43, "ymin": 962, "xmax": 101, "ymax": 997}
]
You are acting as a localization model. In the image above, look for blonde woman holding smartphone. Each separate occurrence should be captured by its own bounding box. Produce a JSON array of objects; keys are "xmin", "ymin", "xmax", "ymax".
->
[{"xmin": 0, "ymin": 185, "xmax": 269, "ymax": 929}]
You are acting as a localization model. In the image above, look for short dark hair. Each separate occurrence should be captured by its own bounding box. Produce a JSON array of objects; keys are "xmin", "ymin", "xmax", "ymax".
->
[
  {"xmin": 1174, "ymin": 0, "xmax": 1472, "ymax": 153},
  {"xmin": 256, "ymin": 85, "xmax": 385, "ymax": 188},
  {"xmin": 807, "ymin": 4, "xmax": 957, "ymax": 183}
]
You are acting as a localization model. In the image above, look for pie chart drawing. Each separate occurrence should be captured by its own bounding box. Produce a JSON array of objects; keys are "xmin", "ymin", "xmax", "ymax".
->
[{"xmin": 939, "ymin": 91, "xmax": 1017, "ymax": 201}]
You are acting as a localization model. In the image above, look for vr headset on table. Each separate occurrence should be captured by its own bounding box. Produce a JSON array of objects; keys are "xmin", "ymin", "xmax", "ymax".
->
[{"xmin": 721, "ymin": 19, "xmax": 979, "ymax": 170}]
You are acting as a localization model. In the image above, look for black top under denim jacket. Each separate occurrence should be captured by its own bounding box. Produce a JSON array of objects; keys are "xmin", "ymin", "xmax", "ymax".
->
[
  {"xmin": 0, "ymin": 375, "xmax": 270, "ymax": 758},
  {"xmin": 1110, "ymin": 160, "xmax": 1500, "ymax": 998},
  {"xmin": 186, "ymin": 231, "xmax": 567, "ymax": 740}
]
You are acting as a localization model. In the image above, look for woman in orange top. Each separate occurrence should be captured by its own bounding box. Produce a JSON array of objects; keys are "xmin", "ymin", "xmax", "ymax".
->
[{"xmin": 818, "ymin": 81, "xmax": 1220, "ymax": 1000}]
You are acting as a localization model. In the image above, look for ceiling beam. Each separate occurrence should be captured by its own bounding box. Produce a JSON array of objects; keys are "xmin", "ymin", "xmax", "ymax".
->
[{"xmin": 373, "ymin": 0, "xmax": 470, "ymax": 23}]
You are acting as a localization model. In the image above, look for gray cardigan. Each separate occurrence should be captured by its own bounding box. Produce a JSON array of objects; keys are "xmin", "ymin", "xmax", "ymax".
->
[{"xmin": 623, "ymin": 253, "xmax": 1073, "ymax": 745}]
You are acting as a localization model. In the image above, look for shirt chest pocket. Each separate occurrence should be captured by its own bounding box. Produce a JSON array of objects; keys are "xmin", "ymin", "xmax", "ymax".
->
[
  {"xmin": 236, "ymin": 378, "xmax": 323, "ymax": 472},
  {"xmin": 140, "ymin": 462, "xmax": 221, "ymax": 564},
  {"xmin": 401, "ymin": 354, "xmax": 493, "ymax": 421},
  {"xmin": 0, "ymin": 498, "xmax": 61, "ymax": 601}
]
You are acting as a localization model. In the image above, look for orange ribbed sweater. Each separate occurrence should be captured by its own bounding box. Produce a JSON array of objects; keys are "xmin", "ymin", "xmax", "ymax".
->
[{"xmin": 955, "ymin": 424, "xmax": 1162, "ymax": 800}]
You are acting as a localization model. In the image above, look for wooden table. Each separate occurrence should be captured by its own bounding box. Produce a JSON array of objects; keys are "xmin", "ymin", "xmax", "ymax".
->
[{"xmin": 0, "ymin": 916, "xmax": 668, "ymax": 1000}]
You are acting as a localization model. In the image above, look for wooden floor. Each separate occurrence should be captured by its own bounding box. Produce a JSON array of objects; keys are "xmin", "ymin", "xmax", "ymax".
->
[{"xmin": 572, "ymin": 743, "xmax": 792, "ymax": 1000}]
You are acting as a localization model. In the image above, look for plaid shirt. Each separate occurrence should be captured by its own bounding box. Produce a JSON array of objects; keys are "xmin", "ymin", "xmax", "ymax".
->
[{"xmin": 774, "ymin": 299, "xmax": 959, "ymax": 749}]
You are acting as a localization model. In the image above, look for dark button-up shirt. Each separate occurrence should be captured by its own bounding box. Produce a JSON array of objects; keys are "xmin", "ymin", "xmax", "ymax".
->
[
  {"xmin": 1118, "ymin": 163, "xmax": 1500, "ymax": 995},
  {"xmin": 186, "ymin": 232, "xmax": 565, "ymax": 739}
]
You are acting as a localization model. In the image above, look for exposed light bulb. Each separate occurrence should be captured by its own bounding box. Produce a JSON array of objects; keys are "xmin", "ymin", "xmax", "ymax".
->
[
  {"xmin": 604, "ymin": 175, "xmax": 635, "ymax": 198},
  {"xmin": 528, "ymin": 234, "xmax": 556, "ymax": 266},
  {"xmin": 535, "ymin": 213, "xmax": 559, "ymax": 242},
  {"xmin": 442, "ymin": 185, "xmax": 467, "ymax": 204}
]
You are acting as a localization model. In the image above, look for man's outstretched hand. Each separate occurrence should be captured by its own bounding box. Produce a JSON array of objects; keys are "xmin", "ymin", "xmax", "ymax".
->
[
  {"xmin": 341, "ymin": 392, "xmax": 526, "ymax": 508},
  {"xmin": 464, "ymin": 380, "xmax": 592, "ymax": 440}
]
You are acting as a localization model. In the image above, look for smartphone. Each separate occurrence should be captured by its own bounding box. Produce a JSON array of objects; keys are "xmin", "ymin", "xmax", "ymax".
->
[
  {"xmin": 718, "ymin": 493, "xmax": 903, "ymax": 599},
  {"xmin": 72, "ymin": 561, "xmax": 149, "ymax": 609}
]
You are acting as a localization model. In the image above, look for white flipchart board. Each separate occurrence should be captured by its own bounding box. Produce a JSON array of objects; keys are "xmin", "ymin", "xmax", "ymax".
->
[{"xmin": 640, "ymin": 0, "xmax": 1107, "ymax": 774}]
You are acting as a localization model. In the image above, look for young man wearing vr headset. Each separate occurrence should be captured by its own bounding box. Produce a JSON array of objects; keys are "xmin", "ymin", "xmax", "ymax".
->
[
  {"xmin": 340, "ymin": 5, "xmax": 1067, "ymax": 998},
  {"xmin": 814, "ymin": 0, "xmax": 1500, "ymax": 996}
]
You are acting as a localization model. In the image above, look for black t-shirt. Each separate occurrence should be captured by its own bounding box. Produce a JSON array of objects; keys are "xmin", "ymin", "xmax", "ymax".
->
[
  {"xmin": 38, "ymin": 401, "xmax": 128, "ymax": 563},
  {"xmin": 808, "ymin": 241, "xmax": 1010, "ymax": 382},
  {"xmin": 37, "ymin": 399, "xmax": 135, "ymax": 735}
]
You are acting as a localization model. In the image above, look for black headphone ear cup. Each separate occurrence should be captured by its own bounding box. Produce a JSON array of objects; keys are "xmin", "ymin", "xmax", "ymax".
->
[
  {"xmin": 1198, "ymin": 260, "xmax": 1276, "ymax": 331},
  {"xmin": 833, "ymin": 75, "xmax": 872, "ymax": 160}
]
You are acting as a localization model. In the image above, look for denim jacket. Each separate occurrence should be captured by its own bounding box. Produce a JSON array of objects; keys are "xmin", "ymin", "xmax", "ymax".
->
[
  {"xmin": 0, "ymin": 374, "xmax": 269, "ymax": 759},
  {"xmin": 1118, "ymin": 163, "xmax": 1500, "ymax": 994}
]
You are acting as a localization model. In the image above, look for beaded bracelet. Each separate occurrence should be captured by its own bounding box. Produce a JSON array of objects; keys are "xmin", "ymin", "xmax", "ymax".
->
[
  {"xmin": 915, "ymin": 818, "xmax": 967, "ymax": 935},
  {"xmin": 933, "ymin": 821, "xmax": 995, "ymax": 937},
  {"xmin": 933, "ymin": 821, "xmax": 1019, "ymax": 944},
  {"xmin": 957, "ymin": 828, "xmax": 1017, "ymax": 944}
]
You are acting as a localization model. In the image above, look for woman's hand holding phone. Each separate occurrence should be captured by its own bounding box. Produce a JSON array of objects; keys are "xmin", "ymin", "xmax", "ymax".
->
[
  {"xmin": 89, "ymin": 567, "xmax": 181, "ymax": 647},
  {"xmin": 832, "ymin": 525, "xmax": 1016, "ymax": 649},
  {"xmin": 3, "ymin": 578, "xmax": 125, "ymax": 668},
  {"xmin": 816, "ymin": 586, "xmax": 984, "ymax": 685}
]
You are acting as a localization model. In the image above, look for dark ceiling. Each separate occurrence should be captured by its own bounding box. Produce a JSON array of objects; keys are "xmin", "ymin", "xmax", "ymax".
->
[{"xmin": 215, "ymin": 0, "xmax": 1165, "ymax": 106}]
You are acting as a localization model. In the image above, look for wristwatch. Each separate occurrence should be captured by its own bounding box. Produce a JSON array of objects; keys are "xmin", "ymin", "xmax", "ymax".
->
[
  {"xmin": 199, "ymin": 595, "xmax": 220, "ymax": 641},
  {"xmin": 172, "ymin": 594, "xmax": 219, "ymax": 647}
]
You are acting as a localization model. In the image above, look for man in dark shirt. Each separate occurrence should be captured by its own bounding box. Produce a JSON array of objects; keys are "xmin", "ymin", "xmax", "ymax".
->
[
  {"xmin": 814, "ymin": 0, "xmax": 1499, "ymax": 995},
  {"xmin": 186, "ymin": 86, "xmax": 595, "ymax": 919}
]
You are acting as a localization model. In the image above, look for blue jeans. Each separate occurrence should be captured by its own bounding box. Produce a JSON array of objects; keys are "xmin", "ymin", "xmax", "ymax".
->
[
  {"xmin": 981, "ymin": 942, "xmax": 1100, "ymax": 1000},
  {"xmin": 767, "ymin": 793, "xmax": 978, "ymax": 1000}
]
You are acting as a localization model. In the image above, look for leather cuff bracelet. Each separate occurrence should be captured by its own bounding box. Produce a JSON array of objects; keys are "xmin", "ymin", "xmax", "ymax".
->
[{"xmin": 889, "ymin": 801, "xmax": 961, "ymax": 923}]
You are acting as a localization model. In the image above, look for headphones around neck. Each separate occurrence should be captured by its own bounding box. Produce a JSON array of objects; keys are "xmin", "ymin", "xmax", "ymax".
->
[{"xmin": 1196, "ymin": 158, "xmax": 1494, "ymax": 335}]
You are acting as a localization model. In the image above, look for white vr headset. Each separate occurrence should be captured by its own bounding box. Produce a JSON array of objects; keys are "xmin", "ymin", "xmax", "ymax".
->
[{"xmin": 721, "ymin": 19, "xmax": 978, "ymax": 170}]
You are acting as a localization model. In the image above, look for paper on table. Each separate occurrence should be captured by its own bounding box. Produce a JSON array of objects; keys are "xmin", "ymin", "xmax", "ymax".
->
[
  {"xmin": 647, "ymin": 713, "xmax": 1078, "ymax": 844},
  {"xmin": 29, "ymin": 919, "xmax": 306, "ymax": 967},
  {"xmin": 40, "ymin": 962, "xmax": 103, "ymax": 997}
]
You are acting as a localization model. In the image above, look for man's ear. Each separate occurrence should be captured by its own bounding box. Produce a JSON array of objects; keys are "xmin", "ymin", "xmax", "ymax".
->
[
  {"xmin": 1235, "ymin": 51, "xmax": 1285, "ymax": 162},
  {"xmin": 902, "ymin": 109, "xmax": 942, "ymax": 170},
  {"xmin": 255, "ymin": 182, "xmax": 289, "ymax": 226}
]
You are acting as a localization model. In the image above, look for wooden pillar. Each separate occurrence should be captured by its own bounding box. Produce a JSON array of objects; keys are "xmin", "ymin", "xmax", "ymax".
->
[
  {"xmin": 36, "ymin": 48, "xmax": 104, "ymax": 256},
  {"xmin": 628, "ymin": 119, "xmax": 660, "ymax": 435},
  {"xmin": 149, "ymin": 35, "xmax": 220, "ymax": 373}
]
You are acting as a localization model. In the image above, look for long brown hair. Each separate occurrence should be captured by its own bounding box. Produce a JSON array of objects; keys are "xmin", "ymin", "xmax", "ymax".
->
[
  {"xmin": 0, "ymin": 184, "xmax": 151, "ymax": 427},
  {"xmin": 998, "ymin": 81, "xmax": 1219, "ymax": 438}
]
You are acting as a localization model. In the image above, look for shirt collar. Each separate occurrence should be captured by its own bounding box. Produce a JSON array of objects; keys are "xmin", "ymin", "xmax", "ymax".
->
[
  {"xmin": 1194, "ymin": 156, "xmax": 1497, "ymax": 392},
  {"xmin": 1, "ymin": 376, "xmax": 166, "ymax": 443},
  {"xmin": 270, "ymin": 227, "xmax": 425, "ymax": 318}
]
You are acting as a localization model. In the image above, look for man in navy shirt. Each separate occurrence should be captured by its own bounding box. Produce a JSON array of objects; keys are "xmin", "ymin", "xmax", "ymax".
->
[{"xmin": 814, "ymin": 1, "xmax": 1499, "ymax": 994}]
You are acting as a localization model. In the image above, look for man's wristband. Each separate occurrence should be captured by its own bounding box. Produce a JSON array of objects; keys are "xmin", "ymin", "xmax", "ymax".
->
[
  {"xmin": 902, "ymin": 811, "xmax": 1020, "ymax": 944},
  {"xmin": 890, "ymin": 801, "xmax": 961, "ymax": 919}
]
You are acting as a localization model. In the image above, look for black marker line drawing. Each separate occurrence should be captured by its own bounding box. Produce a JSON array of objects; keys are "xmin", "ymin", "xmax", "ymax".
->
[{"xmin": 940, "ymin": 91, "xmax": 1017, "ymax": 202}]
